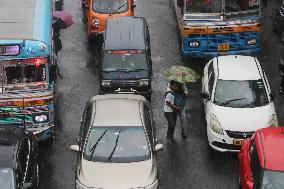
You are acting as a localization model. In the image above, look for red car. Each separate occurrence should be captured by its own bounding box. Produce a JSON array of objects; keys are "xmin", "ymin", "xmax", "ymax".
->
[{"xmin": 238, "ymin": 127, "xmax": 284, "ymax": 189}]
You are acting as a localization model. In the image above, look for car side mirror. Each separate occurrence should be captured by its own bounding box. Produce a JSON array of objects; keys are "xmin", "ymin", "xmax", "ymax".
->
[
  {"xmin": 270, "ymin": 91, "xmax": 276, "ymax": 101},
  {"xmin": 69, "ymin": 144, "xmax": 80, "ymax": 152},
  {"xmin": 23, "ymin": 182, "xmax": 32, "ymax": 189},
  {"xmin": 132, "ymin": 4, "xmax": 136, "ymax": 9},
  {"xmin": 154, "ymin": 144, "xmax": 163, "ymax": 152},
  {"xmin": 200, "ymin": 91, "xmax": 211, "ymax": 100},
  {"xmin": 245, "ymin": 180, "xmax": 254, "ymax": 189}
]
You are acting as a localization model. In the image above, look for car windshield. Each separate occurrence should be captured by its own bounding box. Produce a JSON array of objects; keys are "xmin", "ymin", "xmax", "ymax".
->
[
  {"xmin": 214, "ymin": 79, "xmax": 269, "ymax": 108},
  {"xmin": 2, "ymin": 64, "xmax": 47, "ymax": 84},
  {"xmin": 185, "ymin": 0, "xmax": 222, "ymax": 13},
  {"xmin": 84, "ymin": 127, "xmax": 150, "ymax": 163},
  {"xmin": 102, "ymin": 51, "xmax": 148, "ymax": 72},
  {"xmin": 259, "ymin": 170, "xmax": 284, "ymax": 189},
  {"xmin": 92, "ymin": 0, "xmax": 128, "ymax": 14},
  {"xmin": 0, "ymin": 168, "xmax": 15, "ymax": 189},
  {"xmin": 225, "ymin": 0, "xmax": 259, "ymax": 13}
]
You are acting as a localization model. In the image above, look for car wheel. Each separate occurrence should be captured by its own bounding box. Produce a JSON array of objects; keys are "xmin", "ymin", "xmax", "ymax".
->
[{"xmin": 32, "ymin": 162, "xmax": 40, "ymax": 189}]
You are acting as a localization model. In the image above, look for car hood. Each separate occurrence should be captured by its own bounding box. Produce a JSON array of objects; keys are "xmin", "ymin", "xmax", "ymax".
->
[
  {"xmin": 101, "ymin": 70, "xmax": 148, "ymax": 80},
  {"xmin": 79, "ymin": 157, "xmax": 157, "ymax": 189},
  {"xmin": 211, "ymin": 103, "xmax": 276, "ymax": 132}
]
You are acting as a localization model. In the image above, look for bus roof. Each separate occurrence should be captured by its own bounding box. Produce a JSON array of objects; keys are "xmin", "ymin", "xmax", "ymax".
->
[{"xmin": 0, "ymin": 0, "xmax": 52, "ymax": 44}]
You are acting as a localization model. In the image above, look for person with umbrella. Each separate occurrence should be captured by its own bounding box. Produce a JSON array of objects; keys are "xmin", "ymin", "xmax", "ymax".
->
[{"xmin": 163, "ymin": 66, "xmax": 199, "ymax": 142}]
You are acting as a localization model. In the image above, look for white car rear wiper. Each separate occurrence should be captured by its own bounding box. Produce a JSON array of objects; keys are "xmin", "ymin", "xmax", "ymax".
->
[
  {"xmin": 89, "ymin": 130, "xmax": 108, "ymax": 161},
  {"xmin": 108, "ymin": 130, "xmax": 121, "ymax": 162}
]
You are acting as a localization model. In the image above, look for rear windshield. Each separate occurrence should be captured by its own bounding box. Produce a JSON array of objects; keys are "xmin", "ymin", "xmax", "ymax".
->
[
  {"xmin": 92, "ymin": 0, "xmax": 128, "ymax": 14},
  {"xmin": 102, "ymin": 50, "xmax": 148, "ymax": 72},
  {"xmin": 84, "ymin": 127, "xmax": 150, "ymax": 163}
]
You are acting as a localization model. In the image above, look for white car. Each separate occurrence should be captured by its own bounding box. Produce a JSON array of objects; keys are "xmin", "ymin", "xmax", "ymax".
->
[
  {"xmin": 201, "ymin": 55, "xmax": 278, "ymax": 152},
  {"xmin": 71, "ymin": 94, "xmax": 163, "ymax": 189}
]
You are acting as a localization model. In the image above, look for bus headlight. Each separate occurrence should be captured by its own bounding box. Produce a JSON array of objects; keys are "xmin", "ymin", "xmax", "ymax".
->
[
  {"xmin": 138, "ymin": 79, "xmax": 149, "ymax": 86},
  {"xmin": 92, "ymin": 18, "xmax": 100, "ymax": 28},
  {"xmin": 101, "ymin": 80, "xmax": 111, "ymax": 86},
  {"xmin": 34, "ymin": 114, "xmax": 48, "ymax": 123},
  {"xmin": 189, "ymin": 41, "xmax": 200, "ymax": 48},
  {"xmin": 247, "ymin": 38, "xmax": 257, "ymax": 45}
]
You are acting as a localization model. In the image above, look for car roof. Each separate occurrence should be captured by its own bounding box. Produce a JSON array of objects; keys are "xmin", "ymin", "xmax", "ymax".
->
[
  {"xmin": 0, "ymin": 127, "xmax": 25, "ymax": 168},
  {"xmin": 92, "ymin": 94, "xmax": 147, "ymax": 127},
  {"xmin": 255, "ymin": 127, "xmax": 284, "ymax": 171},
  {"xmin": 104, "ymin": 17, "xmax": 146, "ymax": 50},
  {"xmin": 216, "ymin": 55, "xmax": 261, "ymax": 80}
]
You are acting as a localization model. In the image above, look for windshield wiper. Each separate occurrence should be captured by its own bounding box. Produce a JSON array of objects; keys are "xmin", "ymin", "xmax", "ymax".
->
[
  {"xmin": 108, "ymin": 130, "xmax": 121, "ymax": 162},
  {"xmin": 110, "ymin": 2, "xmax": 127, "ymax": 15},
  {"xmin": 89, "ymin": 130, "xmax": 108, "ymax": 161},
  {"xmin": 219, "ymin": 98, "xmax": 247, "ymax": 106}
]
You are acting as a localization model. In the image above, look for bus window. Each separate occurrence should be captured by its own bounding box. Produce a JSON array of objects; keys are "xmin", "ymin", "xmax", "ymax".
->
[{"xmin": 185, "ymin": 0, "xmax": 222, "ymax": 13}]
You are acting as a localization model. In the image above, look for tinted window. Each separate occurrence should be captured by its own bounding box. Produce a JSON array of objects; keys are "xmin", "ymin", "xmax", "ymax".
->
[
  {"xmin": 214, "ymin": 79, "xmax": 269, "ymax": 108},
  {"xmin": 4, "ymin": 64, "xmax": 47, "ymax": 84},
  {"xmin": 225, "ymin": 0, "xmax": 259, "ymax": 13},
  {"xmin": 144, "ymin": 105, "xmax": 153, "ymax": 146},
  {"xmin": 0, "ymin": 168, "xmax": 15, "ymax": 189},
  {"xmin": 92, "ymin": 0, "xmax": 128, "ymax": 13},
  {"xmin": 185, "ymin": 0, "xmax": 222, "ymax": 13},
  {"xmin": 84, "ymin": 127, "xmax": 150, "ymax": 163},
  {"xmin": 102, "ymin": 52, "xmax": 147, "ymax": 72}
]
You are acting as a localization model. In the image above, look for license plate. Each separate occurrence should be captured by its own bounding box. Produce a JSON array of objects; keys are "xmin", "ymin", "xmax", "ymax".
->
[
  {"xmin": 218, "ymin": 43, "xmax": 230, "ymax": 51},
  {"xmin": 233, "ymin": 139, "xmax": 244, "ymax": 146},
  {"xmin": 0, "ymin": 46, "xmax": 5, "ymax": 55}
]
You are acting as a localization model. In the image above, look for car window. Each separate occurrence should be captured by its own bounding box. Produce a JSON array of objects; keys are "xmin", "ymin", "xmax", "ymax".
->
[
  {"xmin": 80, "ymin": 104, "xmax": 92, "ymax": 148},
  {"xmin": 84, "ymin": 127, "xmax": 150, "ymax": 163},
  {"xmin": 208, "ymin": 70, "xmax": 215, "ymax": 94},
  {"xmin": 0, "ymin": 168, "xmax": 15, "ymax": 189},
  {"xmin": 92, "ymin": 0, "xmax": 129, "ymax": 14},
  {"xmin": 144, "ymin": 105, "xmax": 153, "ymax": 147},
  {"xmin": 249, "ymin": 140, "xmax": 262, "ymax": 188}
]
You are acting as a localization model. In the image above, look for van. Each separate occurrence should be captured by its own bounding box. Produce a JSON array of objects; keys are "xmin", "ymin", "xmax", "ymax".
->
[
  {"xmin": 83, "ymin": 0, "xmax": 135, "ymax": 39},
  {"xmin": 100, "ymin": 17, "xmax": 152, "ymax": 100}
]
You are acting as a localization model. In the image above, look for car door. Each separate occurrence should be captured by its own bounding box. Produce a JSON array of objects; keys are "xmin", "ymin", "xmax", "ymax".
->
[{"xmin": 239, "ymin": 139, "xmax": 252, "ymax": 189}]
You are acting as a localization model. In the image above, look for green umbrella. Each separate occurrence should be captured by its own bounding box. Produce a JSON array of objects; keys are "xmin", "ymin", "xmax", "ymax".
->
[{"xmin": 163, "ymin": 66, "xmax": 200, "ymax": 83}]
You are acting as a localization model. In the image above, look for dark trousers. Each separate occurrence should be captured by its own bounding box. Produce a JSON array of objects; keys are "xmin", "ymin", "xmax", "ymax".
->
[{"xmin": 164, "ymin": 112, "xmax": 177, "ymax": 139}]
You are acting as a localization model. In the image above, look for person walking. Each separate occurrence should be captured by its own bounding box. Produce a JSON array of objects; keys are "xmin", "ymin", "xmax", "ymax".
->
[
  {"xmin": 164, "ymin": 80, "xmax": 180, "ymax": 143},
  {"xmin": 176, "ymin": 82, "xmax": 188, "ymax": 139}
]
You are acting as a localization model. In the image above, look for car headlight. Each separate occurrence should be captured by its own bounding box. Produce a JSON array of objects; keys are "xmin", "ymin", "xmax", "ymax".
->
[
  {"xmin": 76, "ymin": 180, "xmax": 89, "ymax": 189},
  {"xmin": 210, "ymin": 115, "xmax": 224, "ymax": 135},
  {"xmin": 145, "ymin": 179, "xmax": 158, "ymax": 189},
  {"xmin": 92, "ymin": 18, "xmax": 100, "ymax": 27},
  {"xmin": 268, "ymin": 114, "xmax": 278, "ymax": 127},
  {"xmin": 247, "ymin": 38, "xmax": 257, "ymax": 45},
  {"xmin": 189, "ymin": 41, "xmax": 200, "ymax": 48},
  {"xmin": 138, "ymin": 79, "xmax": 149, "ymax": 86},
  {"xmin": 101, "ymin": 80, "xmax": 111, "ymax": 86},
  {"xmin": 34, "ymin": 114, "xmax": 48, "ymax": 123}
]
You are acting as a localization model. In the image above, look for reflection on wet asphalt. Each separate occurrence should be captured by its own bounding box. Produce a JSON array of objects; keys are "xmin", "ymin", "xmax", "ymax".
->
[{"xmin": 39, "ymin": 0, "xmax": 284, "ymax": 188}]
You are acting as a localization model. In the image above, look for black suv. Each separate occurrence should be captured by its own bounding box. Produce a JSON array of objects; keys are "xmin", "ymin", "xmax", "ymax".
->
[
  {"xmin": 0, "ymin": 127, "xmax": 39, "ymax": 189},
  {"xmin": 99, "ymin": 16, "xmax": 152, "ymax": 100}
]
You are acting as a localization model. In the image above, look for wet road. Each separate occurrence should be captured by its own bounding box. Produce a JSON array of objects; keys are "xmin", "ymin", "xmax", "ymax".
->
[{"xmin": 40, "ymin": 0, "xmax": 284, "ymax": 188}]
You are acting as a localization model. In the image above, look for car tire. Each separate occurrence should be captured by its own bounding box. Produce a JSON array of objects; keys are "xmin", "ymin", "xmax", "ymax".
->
[{"xmin": 32, "ymin": 162, "xmax": 40, "ymax": 189}]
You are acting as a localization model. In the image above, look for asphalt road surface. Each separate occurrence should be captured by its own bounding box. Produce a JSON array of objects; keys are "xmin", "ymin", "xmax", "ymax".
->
[{"xmin": 39, "ymin": 0, "xmax": 284, "ymax": 188}]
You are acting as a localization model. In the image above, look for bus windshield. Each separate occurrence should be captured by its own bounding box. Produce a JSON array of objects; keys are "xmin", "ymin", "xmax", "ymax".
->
[
  {"xmin": 185, "ymin": 0, "xmax": 222, "ymax": 13},
  {"xmin": 225, "ymin": 0, "xmax": 259, "ymax": 13},
  {"xmin": 2, "ymin": 64, "xmax": 47, "ymax": 85}
]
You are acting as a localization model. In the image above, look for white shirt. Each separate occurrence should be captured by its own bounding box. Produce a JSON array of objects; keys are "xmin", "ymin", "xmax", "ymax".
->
[{"xmin": 164, "ymin": 89, "xmax": 175, "ymax": 112}]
